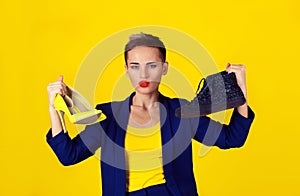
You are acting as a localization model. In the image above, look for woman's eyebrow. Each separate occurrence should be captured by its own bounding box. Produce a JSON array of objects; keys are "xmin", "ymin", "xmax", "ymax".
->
[
  {"xmin": 129, "ymin": 62, "xmax": 140, "ymax": 65},
  {"xmin": 129, "ymin": 61, "xmax": 157, "ymax": 65},
  {"xmin": 145, "ymin": 62, "xmax": 157, "ymax": 65}
]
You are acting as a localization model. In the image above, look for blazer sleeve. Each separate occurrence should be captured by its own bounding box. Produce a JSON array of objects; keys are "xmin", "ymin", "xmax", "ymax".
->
[
  {"xmin": 46, "ymin": 101, "xmax": 116, "ymax": 166},
  {"xmin": 46, "ymin": 122, "xmax": 102, "ymax": 166},
  {"xmin": 192, "ymin": 106, "xmax": 255, "ymax": 149}
]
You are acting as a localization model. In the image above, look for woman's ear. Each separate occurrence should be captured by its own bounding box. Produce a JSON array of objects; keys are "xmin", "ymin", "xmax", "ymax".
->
[
  {"xmin": 162, "ymin": 62, "xmax": 169, "ymax": 75},
  {"xmin": 124, "ymin": 64, "xmax": 129, "ymax": 76}
]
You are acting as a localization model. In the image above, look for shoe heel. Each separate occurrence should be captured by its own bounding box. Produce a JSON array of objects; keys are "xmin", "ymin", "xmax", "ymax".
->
[
  {"xmin": 54, "ymin": 94, "xmax": 76, "ymax": 132},
  {"xmin": 54, "ymin": 92, "xmax": 106, "ymax": 129}
]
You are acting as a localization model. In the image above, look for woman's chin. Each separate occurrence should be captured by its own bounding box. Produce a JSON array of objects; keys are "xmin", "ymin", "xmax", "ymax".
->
[
  {"xmin": 135, "ymin": 86, "xmax": 159, "ymax": 95},
  {"xmin": 133, "ymin": 82, "xmax": 160, "ymax": 94}
]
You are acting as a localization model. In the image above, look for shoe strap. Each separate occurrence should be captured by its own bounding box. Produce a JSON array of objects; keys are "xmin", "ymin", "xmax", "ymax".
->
[
  {"xmin": 196, "ymin": 78, "xmax": 204, "ymax": 94},
  {"xmin": 189, "ymin": 78, "xmax": 206, "ymax": 104},
  {"xmin": 196, "ymin": 77, "xmax": 209, "ymax": 96}
]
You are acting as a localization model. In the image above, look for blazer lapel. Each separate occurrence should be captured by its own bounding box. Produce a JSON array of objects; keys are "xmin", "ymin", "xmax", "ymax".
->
[
  {"xmin": 159, "ymin": 93, "xmax": 182, "ymax": 196},
  {"xmin": 111, "ymin": 93, "xmax": 134, "ymax": 195}
]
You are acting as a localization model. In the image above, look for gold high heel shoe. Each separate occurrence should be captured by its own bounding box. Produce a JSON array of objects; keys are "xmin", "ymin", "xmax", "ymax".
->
[{"xmin": 54, "ymin": 87, "xmax": 106, "ymax": 132}]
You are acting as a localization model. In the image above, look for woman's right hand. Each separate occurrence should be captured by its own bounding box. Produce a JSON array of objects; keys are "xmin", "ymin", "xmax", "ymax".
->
[{"xmin": 47, "ymin": 75, "xmax": 68, "ymax": 108}]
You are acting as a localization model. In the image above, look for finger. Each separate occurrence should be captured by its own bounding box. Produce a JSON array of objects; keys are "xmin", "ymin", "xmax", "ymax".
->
[
  {"xmin": 228, "ymin": 65, "xmax": 245, "ymax": 70},
  {"xmin": 48, "ymin": 80, "xmax": 67, "ymax": 90},
  {"xmin": 226, "ymin": 62, "xmax": 231, "ymax": 69},
  {"xmin": 227, "ymin": 64, "xmax": 245, "ymax": 68},
  {"xmin": 226, "ymin": 64, "xmax": 245, "ymax": 74},
  {"xmin": 47, "ymin": 84, "xmax": 67, "ymax": 96},
  {"xmin": 48, "ymin": 81, "xmax": 65, "ymax": 87},
  {"xmin": 226, "ymin": 66, "xmax": 247, "ymax": 87},
  {"xmin": 48, "ymin": 82, "xmax": 63, "ymax": 87},
  {"xmin": 47, "ymin": 83, "xmax": 67, "ymax": 92},
  {"xmin": 226, "ymin": 63, "xmax": 235, "ymax": 72},
  {"xmin": 49, "ymin": 88, "xmax": 63, "ymax": 96},
  {"xmin": 58, "ymin": 75, "xmax": 64, "ymax": 82}
]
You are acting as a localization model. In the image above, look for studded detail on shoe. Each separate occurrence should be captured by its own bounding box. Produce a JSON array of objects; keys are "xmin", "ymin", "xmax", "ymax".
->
[{"xmin": 175, "ymin": 71, "xmax": 246, "ymax": 118}]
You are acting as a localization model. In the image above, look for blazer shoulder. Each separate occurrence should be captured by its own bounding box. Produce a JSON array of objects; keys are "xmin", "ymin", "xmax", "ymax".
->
[
  {"xmin": 161, "ymin": 94, "xmax": 189, "ymax": 110},
  {"xmin": 95, "ymin": 100, "xmax": 123, "ymax": 113}
]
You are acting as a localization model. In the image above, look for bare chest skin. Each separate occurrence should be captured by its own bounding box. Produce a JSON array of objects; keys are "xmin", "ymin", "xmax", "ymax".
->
[{"xmin": 128, "ymin": 104, "xmax": 160, "ymax": 128}]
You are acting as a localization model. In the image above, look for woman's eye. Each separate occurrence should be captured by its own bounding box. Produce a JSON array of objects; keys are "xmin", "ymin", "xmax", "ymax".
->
[
  {"xmin": 149, "ymin": 64, "xmax": 157, "ymax": 68},
  {"xmin": 130, "ymin": 66, "xmax": 139, "ymax": 70}
]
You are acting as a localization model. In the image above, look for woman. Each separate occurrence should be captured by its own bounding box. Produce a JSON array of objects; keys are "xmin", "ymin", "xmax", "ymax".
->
[{"xmin": 46, "ymin": 33, "xmax": 255, "ymax": 195}]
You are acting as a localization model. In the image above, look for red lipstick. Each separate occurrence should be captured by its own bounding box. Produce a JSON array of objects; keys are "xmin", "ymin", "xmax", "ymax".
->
[{"xmin": 139, "ymin": 81, "xmax": 150, "ymax": 88}]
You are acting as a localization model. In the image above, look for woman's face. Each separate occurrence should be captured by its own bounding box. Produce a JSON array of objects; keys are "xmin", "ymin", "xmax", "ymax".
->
[{"xmin": 125, "ymin": 46, "xmax": 168, "ymax": 95}]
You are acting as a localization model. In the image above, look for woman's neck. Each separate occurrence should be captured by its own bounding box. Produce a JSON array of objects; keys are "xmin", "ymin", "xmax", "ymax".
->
[{"xmin": 132, "ymin": 91, "xmax": 159, "ymax": 109}]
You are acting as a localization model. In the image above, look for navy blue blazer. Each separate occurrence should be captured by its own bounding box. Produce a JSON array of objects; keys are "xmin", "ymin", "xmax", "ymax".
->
[{"xmin": 47, "ymin": 92, "xmax": 255, "ymax": 196}]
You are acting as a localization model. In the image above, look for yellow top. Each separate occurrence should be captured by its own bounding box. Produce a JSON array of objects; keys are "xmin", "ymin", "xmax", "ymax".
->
[{"xmin": 125, "ymin": 122, "xmax": 166, "ymax": 192}]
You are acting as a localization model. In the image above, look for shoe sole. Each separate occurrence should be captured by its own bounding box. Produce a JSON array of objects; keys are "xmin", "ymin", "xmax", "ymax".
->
[{"xmin": 176, "ymin": 98, "xmax": 246, "ymax": 118}]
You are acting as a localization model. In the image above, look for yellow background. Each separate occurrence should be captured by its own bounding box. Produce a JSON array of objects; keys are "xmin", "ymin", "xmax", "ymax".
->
[{"xmin": 1, "ymin": 0, "xmax": 300, "ymax": 195}]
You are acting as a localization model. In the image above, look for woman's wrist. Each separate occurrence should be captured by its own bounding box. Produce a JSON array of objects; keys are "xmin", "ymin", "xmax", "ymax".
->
[{"xmin": 240, "ymin": 86, "xmax": 247, "ymax": 100}]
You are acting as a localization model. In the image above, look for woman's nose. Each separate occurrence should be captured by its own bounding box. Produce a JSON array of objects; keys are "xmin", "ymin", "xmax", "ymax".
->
[{"xmin": 139, "ymin": 66, "xmax": 149, "ymax": 78}]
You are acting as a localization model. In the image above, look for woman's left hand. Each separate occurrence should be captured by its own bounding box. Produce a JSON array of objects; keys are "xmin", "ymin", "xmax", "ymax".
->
[
  {"xmin": 226, "ymin": 63, "xmax": 249, "ymax": 118},
  {"xmin": 226, "ymin": 63, "xmax": 247, "ymax": 99}
]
